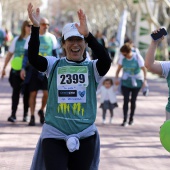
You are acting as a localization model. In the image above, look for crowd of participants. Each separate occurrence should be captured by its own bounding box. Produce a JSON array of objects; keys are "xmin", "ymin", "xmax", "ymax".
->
[
  {"xmin": 0, "ymin": 12, "xmax": 169, "ymax": 128},
  {"xmin": 0, "ymin": 17, "xmax": 120, "ymax": 126},
  {"xmin": 0, "ymin": 3, "xmax": 170, "ymax": 170}
]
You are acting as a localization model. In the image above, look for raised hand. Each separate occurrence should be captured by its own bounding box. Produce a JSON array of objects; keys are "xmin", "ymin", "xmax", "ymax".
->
[
  {"xmin": 75, "ymin": 9, "xmax": 89, "ymax": 37},
  {"xmin": 27, "ymin": 3, "xmax": 41, "ymax": 27},
  {"xmin": 151, "ymin": 28, "xmax": 164, "ymax": 43}
]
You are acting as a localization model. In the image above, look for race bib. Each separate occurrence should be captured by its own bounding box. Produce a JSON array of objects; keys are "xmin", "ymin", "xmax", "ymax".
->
[{"xmin": 57, "ymin": 66, "xmax": 88, "ymax": 103}]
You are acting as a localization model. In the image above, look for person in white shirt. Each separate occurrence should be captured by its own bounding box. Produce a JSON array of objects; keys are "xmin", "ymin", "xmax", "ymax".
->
[
  {"xmin": 97, "ymin": 78, "xmax": 118, "ymax": 124},
  {"xmin": 145, "ymin": 28, "xmax": 170, "ymax": 120},
  {"xmin": 20, "ymin": 17, "xmax": 58, "ymax": 126},
  {"xmin": 1, "ymin": 20, "xmax": 31, "ymax": 122},
  {"xmin": 115, "ymin": 43, "xmax": 147, "ymax": 126}
]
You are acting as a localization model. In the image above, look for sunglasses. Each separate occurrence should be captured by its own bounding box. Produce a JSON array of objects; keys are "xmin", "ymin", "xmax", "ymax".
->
[
  {"xmin": 40, "ymin": 23, "xmax": 50, "ymax": 26},
  {"xmin": 26, "ymin": 25, "xmax": 32, "ymax": 27}
]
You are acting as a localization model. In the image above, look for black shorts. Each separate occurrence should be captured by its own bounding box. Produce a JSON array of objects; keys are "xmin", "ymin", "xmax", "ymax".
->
[{"xmin": 29, "ymin": 73, "xmax": 48, "ymax": 92}]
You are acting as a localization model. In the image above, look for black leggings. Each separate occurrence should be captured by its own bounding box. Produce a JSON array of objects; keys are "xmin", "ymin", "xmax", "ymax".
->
[
  {"xmin": 9, "ymin": 69, "xmax": 29, "ymax": 117},
  {"xmin": 42, "ymin": 134, "xmax": 96, "ymax": 170},
  {"xmin": 121, "ymin": 86, "xmax": 141, "ymax": 122},
  {"xmin": 102, "ymin": 109, "xmax": 113, "ymax": 120}
]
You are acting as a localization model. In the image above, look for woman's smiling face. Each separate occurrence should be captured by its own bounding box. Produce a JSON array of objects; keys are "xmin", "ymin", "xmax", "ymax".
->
[{"xmin": 63, "ymin": 36, "xmax": 86, "ymax": 61}]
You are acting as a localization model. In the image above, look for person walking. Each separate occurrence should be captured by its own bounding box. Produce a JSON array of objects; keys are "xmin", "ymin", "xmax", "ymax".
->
[
  {"xmin": 0, "ymin": 27, "xmax": 6, "ymax": 57},
  {"xmin": 97, "ymin": 78, "xmax": 118, "ymax": 124},
  {"xmin": 4, "ymin": 28, "xmax": 13, "ymax": 53},
  {"xmin": 27, "ymin": 3, "xmax": 111, "ymax": 170},
  {"xmin": 145, "ymin": 28, "xmax": 170, "ymax": 120},
  {"xmin": 108, "ymin": 36, "xmax": 118, "ymax": 61},
  {"xmin": 20, "ymin": 16, "xmax": 58, "ymax": 126},
  {"xmin": 92, "ymin": 30, "xmax": 108, "ymax": 60},
  {"xmin": 115, "ymin": 43, "xmax": 147, "ymax": 126},
  {"xmin": 1, "ymin": 20, "xmax": 31, "ymax": 122}
]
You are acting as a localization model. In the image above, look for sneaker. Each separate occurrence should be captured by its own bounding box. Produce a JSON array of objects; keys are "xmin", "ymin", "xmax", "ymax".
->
[
  {"xmin": 129, "ymin": 120, "xmax": 134, "ymax": 125},
  {"xmin": 121, "ymin": 121, "xmax": 128, "ymax": 127},
  {"xmin": 110, "ymin": 118, "xmax": 113, "ymax": 124},
  {"xmin": 38, "ymin": 110, "xmax": 45, "ymax": 124},
  {"xmin": 7, "ymin": 116, "xmax": 16, "ymax": 123},
  {"xmin": 23, "ymin": 116, "xmax": 28, "ymax": 122},
  {"xmin": 28, "ymin": 116, "xmax": 35, "ymax": 126},
  {"xmin": 102, "ymin": 119, "xmax": 106, "ymax": 124}
]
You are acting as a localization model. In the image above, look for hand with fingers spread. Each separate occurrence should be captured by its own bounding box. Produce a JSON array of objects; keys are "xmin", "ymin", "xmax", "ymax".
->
[
  {"xmin": 27, "ymin": 3, "xmax": 41, "ymax": 27},
  {"xmin": 75, "ymin": 9, "xmax": 89, "ymax": 37}
]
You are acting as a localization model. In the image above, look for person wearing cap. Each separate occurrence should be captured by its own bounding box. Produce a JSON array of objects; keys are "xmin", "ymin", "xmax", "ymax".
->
[
  {"xmin": 1, "ymin": 20, "xmax": 32, "ymax": 122},
  {"xmin": 27, "ymin": 3, "xmax": 111, "ymax": 170},
  {"xmin": 20, "ymin": 16, "xmax": 58, "ymax": 126},
  {"xmin": 145, "ymin": 28, "xmax": 170, "ymax": 120}
]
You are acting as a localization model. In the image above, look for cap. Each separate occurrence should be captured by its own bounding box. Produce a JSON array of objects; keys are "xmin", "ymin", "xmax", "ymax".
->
[{"xmin": 62, "ymin": 23, "xmax": 84, "ymax": 40}]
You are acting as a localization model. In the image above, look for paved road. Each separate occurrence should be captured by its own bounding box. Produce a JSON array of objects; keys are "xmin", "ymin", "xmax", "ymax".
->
[{"xmin": 0, "ymin": 57, "xmax": 169, "ymax": 170}]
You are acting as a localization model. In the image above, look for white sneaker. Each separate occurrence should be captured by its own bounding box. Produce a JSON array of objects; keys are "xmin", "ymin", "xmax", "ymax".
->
[
  {"xmin": 102, "ymin": 119, "xmax": 106, "ymax": 124},
  {"xmin": 110, "ymin": 118, "xmax": 113, "ymax": 124}
]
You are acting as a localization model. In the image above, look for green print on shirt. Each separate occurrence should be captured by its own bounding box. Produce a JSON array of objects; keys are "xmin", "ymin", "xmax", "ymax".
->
[
  {"xmin": 57, "ymin": 103, "xmax": 85, "ymax": 116},
  {"xmin": 122, "ymin": 57, "xmax": 140, "ymax": 75},
  {"xmin": 122, "ymin": 57, "xmax": 141, "ymax": 88},
  {"xmin": 45, "ymin": 59, "xmax": 97, "ymax": 134},
  {"xmin": 11, "ymin": 39, "xmax": 26, "ymax": 70},
  {"xmin": 58, "ymin": 66, "xmax": 87, "ymax": 74},
  {"xmin": 39, "ymin": 35, "xmax": 53, "ymax": 56},
  {"xmin": 11, "ymin": 55, "xmax": 24, "ymax": 70}
]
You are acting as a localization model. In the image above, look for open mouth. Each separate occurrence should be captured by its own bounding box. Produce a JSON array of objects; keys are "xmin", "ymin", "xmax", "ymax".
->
[{"xmin": 71, "ymin": 49, "xmax": 80, "ymax": 53}]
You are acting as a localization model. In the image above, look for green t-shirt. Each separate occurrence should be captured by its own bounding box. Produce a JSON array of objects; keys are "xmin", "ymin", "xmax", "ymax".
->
[
  {"xmin": 166, "ymin": 73, "xmax": 170, "ymax": 112},
  {"xmin": 0, "ymin": 29, "xmax": 5, "ymax": 45},
  {"xmin": 45, "ymin": 58, "xmax": 98, "ymax": 135},
  {"xmin": 121, "ymin": 57, "xmax": 143, "ymax": 88},
  {"xmin": 39, "ymin": 35, "xmax": 53, "ymax": 56},
  {"xmin": 11, "ymin": 37, "xmax": 26, "ymax": 70},
  {"xmin": 159, "ymin": 61, "xmax": 170, "ymax": 113}
]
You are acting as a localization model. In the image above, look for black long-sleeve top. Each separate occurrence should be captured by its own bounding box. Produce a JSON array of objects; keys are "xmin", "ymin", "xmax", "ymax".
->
[{"xmin": 28, "ymin": 26, "xmax": 111, "ymax": 76}]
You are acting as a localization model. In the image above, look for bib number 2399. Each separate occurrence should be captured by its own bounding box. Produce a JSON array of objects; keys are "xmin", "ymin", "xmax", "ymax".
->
[
  {"xmin": 60, "ymin": 74, "xmax": 85, "ymax": 84},
  {"xmin": 57, "ymin": 66, "xmax": 88, "ymax": 103},
  {"xmin": 57, "ymin": 66, "xmax": 88, "ymax": 87}
]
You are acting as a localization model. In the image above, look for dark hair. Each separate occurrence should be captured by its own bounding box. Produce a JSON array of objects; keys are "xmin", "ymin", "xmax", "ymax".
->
[
  {"xmin": 124, "ymin": 38, "xmax": 133, "ymax": 44},
  {"xmin": 61, "ymin": 36, "xmax": 87, "ymax": 58},
  {"xmin": 103, "ymin": 78, "xmax": 113, "ymax": 85},
  {"xmin": 120, "ymin": 43, "xmax": 132, "ymax": 53},
  {"xmin": 18, "ymin": 20, "xmax": 32, "ymax": 40}
]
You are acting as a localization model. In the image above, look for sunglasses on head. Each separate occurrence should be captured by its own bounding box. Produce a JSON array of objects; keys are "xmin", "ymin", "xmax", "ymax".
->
[
  {"xmin": 41, "ymin": 23, "xmax": 49, "ymax": 26},
  {"xmin": 26, "ymin": 25, "xmax": 32, "ymax": 27}
]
